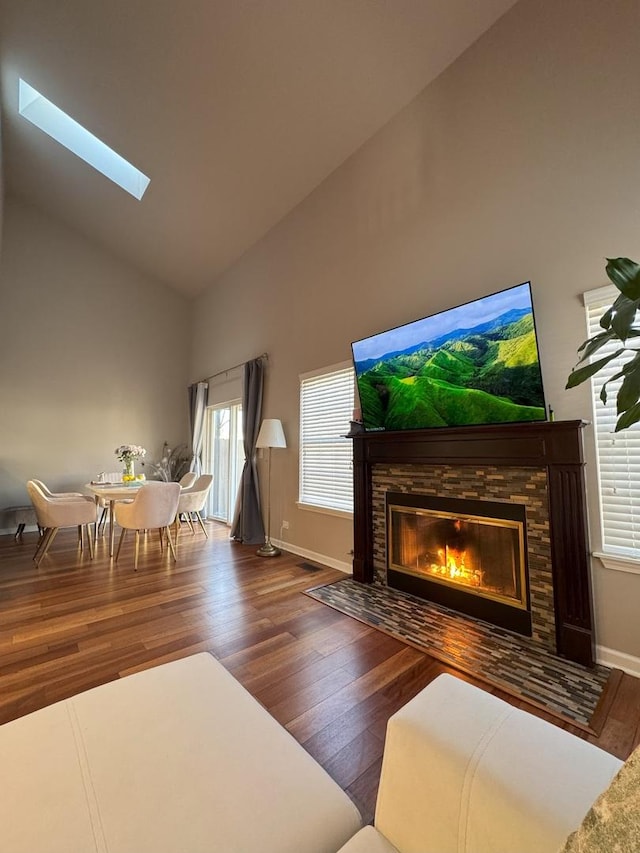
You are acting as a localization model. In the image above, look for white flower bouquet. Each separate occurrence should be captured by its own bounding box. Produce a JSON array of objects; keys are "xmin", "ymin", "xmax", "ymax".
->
[{"xmin": 115, "ymin": 444, "xmax": 147, "ymax": 462}]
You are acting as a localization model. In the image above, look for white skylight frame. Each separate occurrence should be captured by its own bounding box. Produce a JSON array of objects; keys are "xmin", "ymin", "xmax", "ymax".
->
[{"xmin": 18, "ymin": 79, "xmax": 150, "ymax": 200}]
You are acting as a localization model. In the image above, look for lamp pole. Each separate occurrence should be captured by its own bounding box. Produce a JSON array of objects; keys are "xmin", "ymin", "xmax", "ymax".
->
[{"xmin": 257, "ymin": 445, "xmax": 279, "ymax": 557}]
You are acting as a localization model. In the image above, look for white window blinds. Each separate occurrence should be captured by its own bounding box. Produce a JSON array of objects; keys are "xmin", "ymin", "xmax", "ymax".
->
[
  {"xmin": 585, "ymin": 284, "xmax": 640, "ymax": 557},
  {"xmin": 299, "ymin": 365, "xmax": 354, "ymax": 513}
]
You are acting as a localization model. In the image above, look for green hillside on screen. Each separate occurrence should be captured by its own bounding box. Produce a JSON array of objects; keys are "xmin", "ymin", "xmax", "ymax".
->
[{"xmin": 357, "ymin": 313, "xmax": 545, "ymax": 430}]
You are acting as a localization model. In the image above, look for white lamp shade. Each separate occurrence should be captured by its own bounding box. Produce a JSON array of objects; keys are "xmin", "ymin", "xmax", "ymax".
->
[{"xmin": 256, "ymin": 418, "xmax": 286, "ymax": 449}]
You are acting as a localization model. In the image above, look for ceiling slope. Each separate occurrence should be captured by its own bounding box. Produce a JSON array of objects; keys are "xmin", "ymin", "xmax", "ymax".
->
[{"xmin": 0, "ymin": 0, "xmax": 518, "ymax": 295}]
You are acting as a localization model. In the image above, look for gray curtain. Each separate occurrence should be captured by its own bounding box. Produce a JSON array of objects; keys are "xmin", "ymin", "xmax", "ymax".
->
[
  {"xmin": 230, "ymin": 358, "xmax": 265, "ymax": 544},
  {"xmin": 188, "ymin": 381, "xmax": 209, "ymax": 474}
]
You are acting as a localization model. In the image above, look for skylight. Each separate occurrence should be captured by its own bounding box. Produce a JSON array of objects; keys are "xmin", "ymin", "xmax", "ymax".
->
[{"xmin": 18, "ymin": 79, "xmax": 150, "ymax": 200}]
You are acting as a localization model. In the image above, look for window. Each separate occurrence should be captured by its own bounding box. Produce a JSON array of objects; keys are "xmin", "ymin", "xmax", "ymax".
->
[
  {"xmin": 299, "ymin": 363, "xmax": 354, "ymax": 515},
  {"xmin": 585, "ymin": 284, "xmax": 640, "ymax": 566},
  {"xmin": 18, "ymin": 79, "xmax": 150, "ymax": 199},
  {"xmin": 204, "ymin": 402, "xmax": 244, "ymax": 524}
]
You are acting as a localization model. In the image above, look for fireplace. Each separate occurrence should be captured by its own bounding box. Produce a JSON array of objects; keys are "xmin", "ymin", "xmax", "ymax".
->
[
  {"xmin": 352, "ymin": 420, "xmax": 595, "ymax": 667},
  {"xmin": 386, "ymin": 492, "xmax": 531, "ymax": 636}
]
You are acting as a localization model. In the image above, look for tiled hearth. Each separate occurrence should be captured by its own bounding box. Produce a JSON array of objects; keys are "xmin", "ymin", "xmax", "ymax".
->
[{"xmin": 306, "ymin": 578, "xmax": 611, "ymax": 729}]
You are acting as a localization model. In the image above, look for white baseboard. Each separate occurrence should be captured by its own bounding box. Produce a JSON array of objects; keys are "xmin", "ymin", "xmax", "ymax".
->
[
  {"xmin": 596, "ymin": 644, "xmax": 640, "ymax": 677},
  {"xmin": 271, "ymin": 538, "xmax": 352, "ymax": 575}
]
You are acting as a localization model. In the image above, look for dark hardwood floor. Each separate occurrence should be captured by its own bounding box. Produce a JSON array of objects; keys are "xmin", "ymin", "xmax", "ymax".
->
[{"xmin": 1, "ymin": 521, "xmax": 640, "ymax": 824}]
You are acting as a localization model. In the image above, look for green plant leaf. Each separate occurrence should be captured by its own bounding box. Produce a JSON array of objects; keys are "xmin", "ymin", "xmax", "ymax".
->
[
  {"xmin": 597, "ymin": 351, "xmax": 640, "ymax": 408},
  {"xmin": 613, "ymin": 352, "xmax": 640, "ymax": 379},
  {"xmin": 600, "ymin": 372, "xmax": 625, "ymax": 405},
  {"xmin": 617, "ymin": 355, "xmax": 640, "ymax": 412},
  {"xmin": 610, "ymin": 295, "xmax": 640, "ymax": 341},
  {"xmin": 616, "ymin": 401, "xmax": 640, "ymax": 431},
  {"xmin": 576, "ymin": 329, "xmax": 617, "ymax": 361},
  {"xmin": 607, "ymin": 368, "xmax": 629, "ymax": 388},
  {"xmin": 606, "ymin": 258, "xmax": 640, "ymax": 301},
  {"xmin": 568, "ymin": 257, "xmax": 640, "ymax": 430},
  {"xmin": 600, "ymin": 305, "xmax": 614, "ymax": 331},
  {"xmin": 599, "ymin": 292, "xmax": 640, "ymax": 337},
  {"xmin": 566, "ymin": 350, "xmax": 624, "ymax": 389}
]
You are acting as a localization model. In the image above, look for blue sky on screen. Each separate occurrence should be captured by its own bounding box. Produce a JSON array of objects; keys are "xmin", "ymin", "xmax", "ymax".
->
[{"xmin": 352, "ymin": 282, "xmax": 533, "ymax": 364}]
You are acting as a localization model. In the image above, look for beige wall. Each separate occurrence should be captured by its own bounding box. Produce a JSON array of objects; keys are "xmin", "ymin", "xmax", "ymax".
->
[
  {"xmin": 0, "ymin": 197, "xmax": 191, "ymax": 521},
  {"xmin": 0, "ymin": 108, "xmax": 3, "ymax": 260},
  {"xmin": 191, "ymin": 0, "xmax": 640, "ymax": 662}
]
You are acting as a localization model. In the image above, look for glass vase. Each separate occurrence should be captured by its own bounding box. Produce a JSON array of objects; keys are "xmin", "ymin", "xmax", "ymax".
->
[{"xmin": 123, "ymin": 458, "xmax": 135, "ymax": 481}]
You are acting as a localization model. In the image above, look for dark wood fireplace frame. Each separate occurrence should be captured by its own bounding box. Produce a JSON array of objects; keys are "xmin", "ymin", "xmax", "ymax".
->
[{"xmin": 352, "ymin": 420, "xmax": 595, "ymax": 667}]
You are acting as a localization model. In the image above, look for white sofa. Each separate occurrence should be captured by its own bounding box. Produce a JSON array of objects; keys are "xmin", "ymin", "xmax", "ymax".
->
[
  {"xmin": 337, "ymin": 673, "xmax": 623, "ymax": 853},
  {"xmin": 0, "ymin": 653, "xmax": 627, "ymax": 852},
  {"xmin": 0, "ymin": 653, "xmax": 362, "ymax": 853}
]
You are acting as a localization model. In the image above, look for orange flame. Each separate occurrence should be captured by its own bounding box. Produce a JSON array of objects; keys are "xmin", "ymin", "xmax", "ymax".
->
[{"xmin": 428, "ymin": 546, "xmax": 483, "ymax": 587}]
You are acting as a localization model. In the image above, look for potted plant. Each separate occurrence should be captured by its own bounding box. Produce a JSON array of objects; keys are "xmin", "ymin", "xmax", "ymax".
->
[
  {"xmin": 141, "ymin": 442, "xmax": 192, "ymax": 482},
  {"xmin": 566, "ymin": 257, "xmax": 640, "ymax": 431}
]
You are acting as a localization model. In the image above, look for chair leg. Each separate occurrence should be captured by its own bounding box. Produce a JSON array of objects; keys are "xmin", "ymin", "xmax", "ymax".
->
[
  {"xmin": 134, "ymin": 530, "xmax": 140, "ymax": 571},
  {"xmin": 33, "ymin": 527, "xmax": 50, "ymax": 561},
  {"xmin": 98, "ymin": 507, "xmax": 108, "ymax": 536},
  {"xmin": 195, "ymin": 511, "xmax": 208, "ymax": 538},
  {"xmin": 78, "ymin": 524, "xmax": 83, "ymax": 551},
  {"xmin": 36, "ymin": 527, "xmax": 59, "ymax": 565},
  {"xmin": 174, "ymin": 517, "xmax": 180, "ymax": 553},
  {"xmin": 165, "ymin": 526, "xmax": 177, "ymax": 562},
  {"xmin": 158, "ymin": 528, "xmax": 164, "ymax": 552},
  {"xmin": 186, "ymin": 514, "xmax": 195, "ymax": 535},
  {"xmin": 86, "ymin": 524, "xmax": 94, "ymax": 559},
  {"xmin": 115, "ymin": 528, "xmax": 127, "ymax": 562}
]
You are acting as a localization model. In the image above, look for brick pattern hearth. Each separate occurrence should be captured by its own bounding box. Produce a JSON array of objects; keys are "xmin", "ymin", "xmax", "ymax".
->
[{"xmin": 371, "ymin": 463, "xmax": 556, "ymax": 653}]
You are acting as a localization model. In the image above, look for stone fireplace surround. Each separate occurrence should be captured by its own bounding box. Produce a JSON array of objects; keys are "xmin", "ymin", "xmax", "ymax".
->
[{"xmin": 352, "ymin": 420, "xmax": 595, "ymax": 667}]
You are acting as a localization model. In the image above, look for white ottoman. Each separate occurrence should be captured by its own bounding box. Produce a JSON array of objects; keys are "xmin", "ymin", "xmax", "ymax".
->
[
  {"xmin": 339, "ymin": 673, "xmax": 622, "ymax": 853},
  {"xmin": 0, "ymin": 653, "xmax": 362, "ymax": 853}
]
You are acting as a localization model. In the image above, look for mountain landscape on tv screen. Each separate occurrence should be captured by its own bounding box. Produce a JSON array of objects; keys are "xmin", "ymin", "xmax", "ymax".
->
[{"xmin": 355, "ymin": 307, "xmax": 546, "ymax": 431}]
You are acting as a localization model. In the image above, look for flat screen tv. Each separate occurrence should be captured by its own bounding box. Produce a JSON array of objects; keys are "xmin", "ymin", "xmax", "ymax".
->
[{"xmin": 351, "ymin": 281, "xmax": 547, "ymax": 432}]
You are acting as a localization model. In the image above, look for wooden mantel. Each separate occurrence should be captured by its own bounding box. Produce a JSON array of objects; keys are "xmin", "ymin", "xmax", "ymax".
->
[{"xmin": 351, "ymin": 420, "xmax": 595, "ymax": 667}]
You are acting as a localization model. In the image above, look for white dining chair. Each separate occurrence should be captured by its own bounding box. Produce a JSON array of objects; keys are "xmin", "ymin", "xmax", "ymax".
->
[
  {"xmin": 31, "ymin": 479, "xmax": 88, "ymax": 539},
  {"xmin": 31, "ymin": 479, "xmax": 86, "ymax": 500},
  {"xmin": 174, "ymin": 474, "xmax": 213, "ymax": 547},
  {"xmin": 96, "ymin": 472, "xmax": 124, "ymax": 535},
  {"xmin": 114, "ymin": 482, "xmax": 181, "ymax": 570},
  {"xmin": 178, "ymin": 472, "xmax": 198, "ymax": 489},
  {"xmin": 27, "ymin": 480, "xmax": 98, "ymax": 565}
]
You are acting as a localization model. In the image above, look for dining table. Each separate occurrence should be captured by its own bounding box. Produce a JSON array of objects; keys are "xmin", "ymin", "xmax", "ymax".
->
[{"xmin": 85, "ymin": 481, "xmax": 145, "ymax": 557}]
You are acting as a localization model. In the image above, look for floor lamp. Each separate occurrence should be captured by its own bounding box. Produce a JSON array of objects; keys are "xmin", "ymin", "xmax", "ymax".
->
[{"xmin": 256, "ymin": 418, "xmax": 287, "ymax": 557}]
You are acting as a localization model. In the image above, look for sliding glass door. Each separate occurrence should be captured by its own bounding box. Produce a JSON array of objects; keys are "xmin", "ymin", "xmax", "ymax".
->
[{"xmin": 204, "ymin": 402, "xmax": 245, "ymax": 524}]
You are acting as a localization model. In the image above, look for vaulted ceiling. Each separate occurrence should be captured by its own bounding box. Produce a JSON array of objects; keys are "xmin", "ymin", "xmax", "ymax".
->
[{"xmin": 0, "ymin": 0, "xmax": 519, "ymax": 296}]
